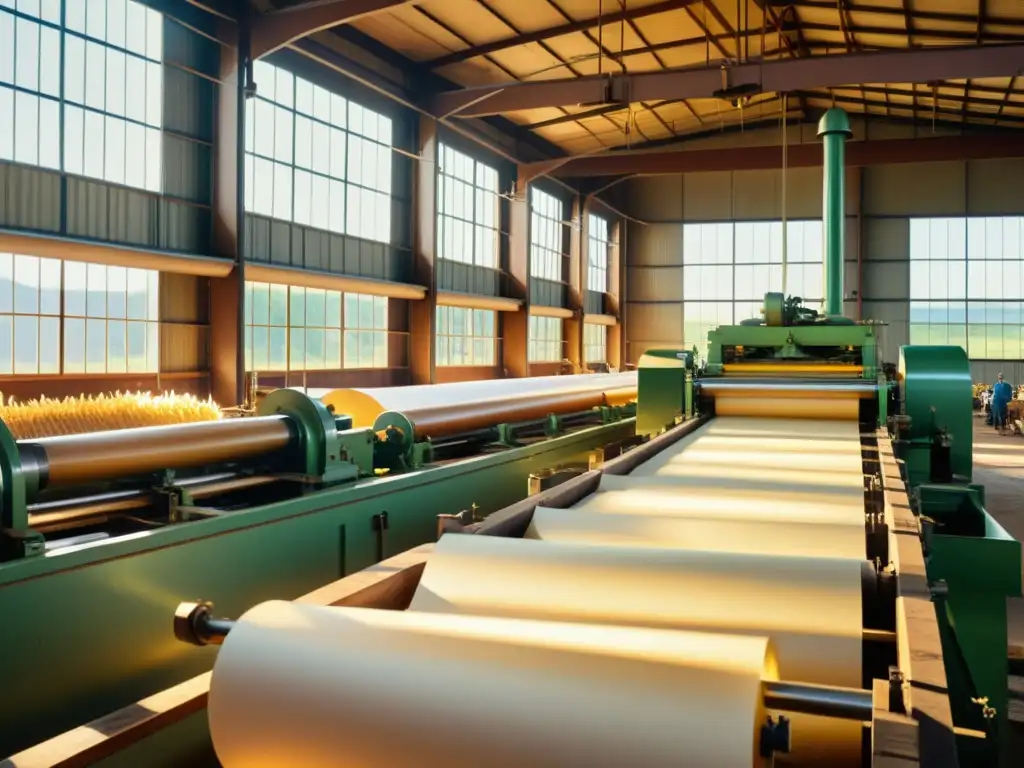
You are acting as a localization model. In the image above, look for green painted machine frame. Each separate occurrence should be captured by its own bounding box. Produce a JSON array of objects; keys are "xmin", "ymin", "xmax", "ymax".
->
[
  {"xmin": 700, "ymin": 309, "xmax": 889, "ymax": 426},
  {"xmin": 0, "ymin": 393, "xmax": 638, "ymax": 757},
  {"xmin": 373, "ymin": 402, "xmax": 638, "ymax": 472},
  {"xmin": 704, "ymin": 319, "xmax": 880, "ymax": 377},
  {"xmin": 635, "ymin": 349, "xmax": 694, "ymax": 435},
  {"xmin": 895, "ymin": 344, "xmax": 1022, "ymax": 765}
]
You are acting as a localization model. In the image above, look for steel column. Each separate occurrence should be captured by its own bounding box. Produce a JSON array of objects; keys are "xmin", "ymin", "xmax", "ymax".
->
[{"xmin": 817, "ymin": 108, "xmax": 851, "ymax": 317}]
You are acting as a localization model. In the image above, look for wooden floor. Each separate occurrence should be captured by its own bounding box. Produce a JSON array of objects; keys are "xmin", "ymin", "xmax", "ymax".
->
[{"xmin": 969, "ymin": 415, "xmax": 1024, "ymax": 739}]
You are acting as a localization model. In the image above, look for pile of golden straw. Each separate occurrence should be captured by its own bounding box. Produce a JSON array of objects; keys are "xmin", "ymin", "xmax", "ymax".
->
[{"xmin": 0, "ymin": 391, "xmax": 222, "ymax": 439}]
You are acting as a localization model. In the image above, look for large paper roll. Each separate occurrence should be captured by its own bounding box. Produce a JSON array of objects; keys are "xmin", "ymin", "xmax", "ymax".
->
[
  {"xmin": 208, "ymin": 601, "xmax": 777, "ymax": 768},
  {"xmin": 527, "ymin": 505, "xmax": 866, "ymax": 560},
  {"xmin": 302, "ymin": 372, "xmax": 637, "ymax": 426},
  {"xmin": 411, "ymin": 535, "xmax": 866, "ymax": 765}
]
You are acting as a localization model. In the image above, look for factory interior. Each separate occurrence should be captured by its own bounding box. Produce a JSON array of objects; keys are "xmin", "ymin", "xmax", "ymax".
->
[{"xmin": 1, "ymin": 0, "xmax": 1024, "ymax": 766}]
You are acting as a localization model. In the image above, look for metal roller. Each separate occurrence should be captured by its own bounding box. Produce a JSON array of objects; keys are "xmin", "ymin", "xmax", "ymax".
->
[
  {"xmin": 374, "ymin": 386, "xmax": 637, "ymax": 442},
  {"xmin": 23, "ymin": 417, "xmax": 295, "ymax": 489},
  {"xmin": 317, "ymin": 373, "xmax": 638, "ymax": 427},
  {"xmin": 713, "ymin": 397, "xmax": 861, "ymax": 421},
  {"xmin": 699, "ymin": 378, "xmax": 876, "ymax": 400},
  {"xmin": 721, "ymin": 364, "xmax": 863, "ymax": 376}
]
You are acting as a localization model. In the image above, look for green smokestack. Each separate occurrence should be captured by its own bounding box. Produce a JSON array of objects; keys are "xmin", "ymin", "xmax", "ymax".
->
[{"xmin": 816, "ymin": 108, "xmax": 852, "ymax": 317}]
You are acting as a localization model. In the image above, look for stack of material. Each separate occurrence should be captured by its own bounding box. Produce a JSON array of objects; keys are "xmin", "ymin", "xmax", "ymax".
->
[
  {"xmin": 0, "ymin": 391, "xmax": 221, "ymax": 439},
  {"xmin": 205, "ymin": 415, "xmax": 872, "ymax": 767}
]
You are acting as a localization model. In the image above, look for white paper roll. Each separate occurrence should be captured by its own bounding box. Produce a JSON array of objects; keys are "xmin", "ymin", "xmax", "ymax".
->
[
  {"xmin": 208, "ymin": 601, "xmax": 777, "ymax": 768},
  {"xmin": 527, "ymin": 505, "xmax": 866, "ymax": 560},
  {"xmin": 411, "ymin": 535, "xmax": 866, "ymax": 765},
  {"xmin": 302, "ymin": 372, "xmax": 637, "ymax": 426}
]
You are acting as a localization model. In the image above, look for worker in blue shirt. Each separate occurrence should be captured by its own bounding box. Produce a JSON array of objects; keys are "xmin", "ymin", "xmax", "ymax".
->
[{"xmin": 992, "ymin": 373, "xmax": 1013, "ymax": 436}]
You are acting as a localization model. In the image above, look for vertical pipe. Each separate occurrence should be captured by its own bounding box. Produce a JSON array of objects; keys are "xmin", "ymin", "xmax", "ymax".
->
[
  {"xmin": 234, "ymin": 4, "xmax": 251, "ymax": 406},
  {"xmin": 817, "ymin": 108, "xmax": 852, "ymax": 317}
]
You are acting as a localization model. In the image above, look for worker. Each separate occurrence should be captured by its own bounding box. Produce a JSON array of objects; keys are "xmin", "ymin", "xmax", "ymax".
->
[{"xmin": 992, "ymin": 373, "xmax": 1013, "ymax": 436}]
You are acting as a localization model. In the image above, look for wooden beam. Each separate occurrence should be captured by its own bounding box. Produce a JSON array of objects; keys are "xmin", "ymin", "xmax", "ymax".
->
[
  {"xmin": 502, "ymin": 177, "xmax": 530, "ymax": 378},
  {"xmin": 252, "ymin": 0, "xmax": 416, "ymax": 59},
  {"xmin": 428, "ymin": 44, "xmax": 1024, "ymax": 118},
  {"xmin": 410, "ymin": 116, "xmax": 438, "ymax": 385},
  {"xmin": 520, "ymin": 134, "xmax": 1024, "ymax": 179},
  {"xmin": 209, "ymin": 13, "xmax": 248, "ymax": 408},
  {"xmin": 425, "ymin": 0, "xmax": 699, "ymax": 68}
]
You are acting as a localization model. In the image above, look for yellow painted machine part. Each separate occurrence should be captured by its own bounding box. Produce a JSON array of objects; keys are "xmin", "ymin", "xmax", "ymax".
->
[
  {"xmin": 706, "ymin": 387, "xmax": 871, "ymax": 400},
  {"xmin": 714, "ymin": 396, "xmax": 860, "ymax": 421},
  {"xmin": 722, "ymin": 364, "xmax": 863, "ymax": 376}
]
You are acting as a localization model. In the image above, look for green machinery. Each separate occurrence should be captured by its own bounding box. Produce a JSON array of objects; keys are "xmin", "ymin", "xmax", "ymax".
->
[
  {"xmin": 4, "ymin": 104, "xmax": 1020, "ymax": 768},
  {"xmin": 0, "ymin": 377, "xmax": 638, "ymax": 756},
  {"xmin": 633, "ymin": 108, "xmax": 1021, "ymax": 765}
]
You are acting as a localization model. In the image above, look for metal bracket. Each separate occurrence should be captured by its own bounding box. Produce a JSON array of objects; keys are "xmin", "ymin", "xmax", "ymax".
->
[
  {"xmin": 372, "ymin": 511, "xmax": 389, "ymax": 563},
  {"xmin": 888, "ymin": 667, "xmax": 907, "ymax": 715},
  {"xmin": 759, "ymin": 715, "xmax": 791, "ymax": 759}
]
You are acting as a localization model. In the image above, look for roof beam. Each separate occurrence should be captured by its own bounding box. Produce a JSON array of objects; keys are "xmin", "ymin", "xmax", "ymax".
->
[
  {"xmin": 251, "ymin": 0, "xmax": 417, "ymax": 60},
  {"xmin": 798, "ymin": 19, "xmax": 1024, "ymax": 43},
  {"xmin": 425, "ymin": 0, "xmax": 698, "ymax": 69},
  {"xmin": 521, "ymin": 134, "xmax": 1024, "ymax": 179},
  {"xmin": 428, "ymin": 43, "xmax": 1024, "ymax": 118},
  {"xmin": 769, "ymin": 0, "xmax": 1024, "ymax": 29}
]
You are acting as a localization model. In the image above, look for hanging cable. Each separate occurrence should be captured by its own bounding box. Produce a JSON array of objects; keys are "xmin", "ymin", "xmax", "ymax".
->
[{"xmin": 781, "ymin": 93, "xmax": 788, "ymax": 296}]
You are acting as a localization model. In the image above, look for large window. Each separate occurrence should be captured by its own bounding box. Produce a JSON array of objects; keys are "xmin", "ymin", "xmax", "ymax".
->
[
  {"xmin": 437, "ymin": 144, "xmax": 499, "ymax": 268},
  {"xmin": 528, "ymin": 314, "xmax": 562, "ymax": 363},
  {"xmin": 530, "ymin": 188, "xmax": 564, "ymax": 282},
  {"xmin": 0, "ymin": 252, "xmax": 159, "ymax": 375},
  {"xmin": 288, "ymin": 286, "xmax": 343, "ymax": 371},
  {"xmin": 683, "ymin": 220, "xmax": 823, "ymax": 358},
  {"xmin": 245, "ymin": 282, "xmax": 387, "ymax": 371},
  {"xmin": 245, "ymin": 282, "xmax": 289, "ymax": 372},
  {"xmin": 587, "ymin": 213, "xmax": 609, "ymax": 293},
  {"xmin": 1, "ymin": 0, "xmax": 164, "ymax": 192},
  {"xmin": 909, "ymin": 216, "xmax": 1024, "ymax": 360},
  {"xmin": 344, "ymin": 293, "xmax": 388, "ymax": 369},
  {"xmin": 435, "ymin": 306, "xmax": 496, "ymax": 366},
  {"xmin": 244, "ymin": 60, "xmax": 393, "ymax": 243},
  {"xmin": 584, "ymin": 322, "xmax": 606, "ymax": 364}
]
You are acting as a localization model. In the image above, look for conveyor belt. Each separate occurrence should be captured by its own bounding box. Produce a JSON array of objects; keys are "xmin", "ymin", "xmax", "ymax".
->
[
  {"xmin": 162, "ymin": 414, "xmax": 880, "ymax": 768},
  {"xmin": 179, "ymin": 412, "xmax": 877, "ymax": 768},
  {"xmin": 529, "ymin": 418, "xmax": 867, "ymax": 558},
  {"xmin": 521, "ymin": 415, "xmax": 872, "ymax": 765}
]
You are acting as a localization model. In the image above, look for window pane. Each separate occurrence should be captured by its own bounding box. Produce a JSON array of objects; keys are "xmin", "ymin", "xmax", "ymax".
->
[{"xmin": 241, "ymin": 61, "xmax": 393, "ymax": 242}]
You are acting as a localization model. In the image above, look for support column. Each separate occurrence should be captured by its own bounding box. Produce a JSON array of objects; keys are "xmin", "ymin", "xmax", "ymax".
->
[
  {"xmin": 608, "ymin": 218, "xmax": 624, "ymax": 369},
  {"xmin": 503, "ymin": 175, "xmax": 530, "ymax": 378},
  {"xmin": 818, "ymin": 107, "xmax": 852, "ymax": 318},
  {"xmin": 210, "ymin": 8, "xmax": 249, "ymax": 408},
  {"xmin": 564, "ymin": 196, "xmax": 584, "ymax": 373},
  {"xmin": 409, "ymin": 116, "xmax": 438, "ymax": 385}
]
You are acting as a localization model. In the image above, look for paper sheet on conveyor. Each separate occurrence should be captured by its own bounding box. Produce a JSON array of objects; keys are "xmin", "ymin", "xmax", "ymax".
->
[
  {"xmin": 411, "ymin": 534, "xmax": 865, "ymax": 767},
  {"xmin": 628, "ymin": 416, "xmax": 865, "ymax": 487},
  {"xmin": 528, "ymin": 502, "xmax": 867, "ymax": 559},
  {"xmin": 528, "ymin": 416, "xmax": 867, "ymax": 559},
  {"xmin": 208, "ymin": 600, "xmax": 776, "ymax": 768}
]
